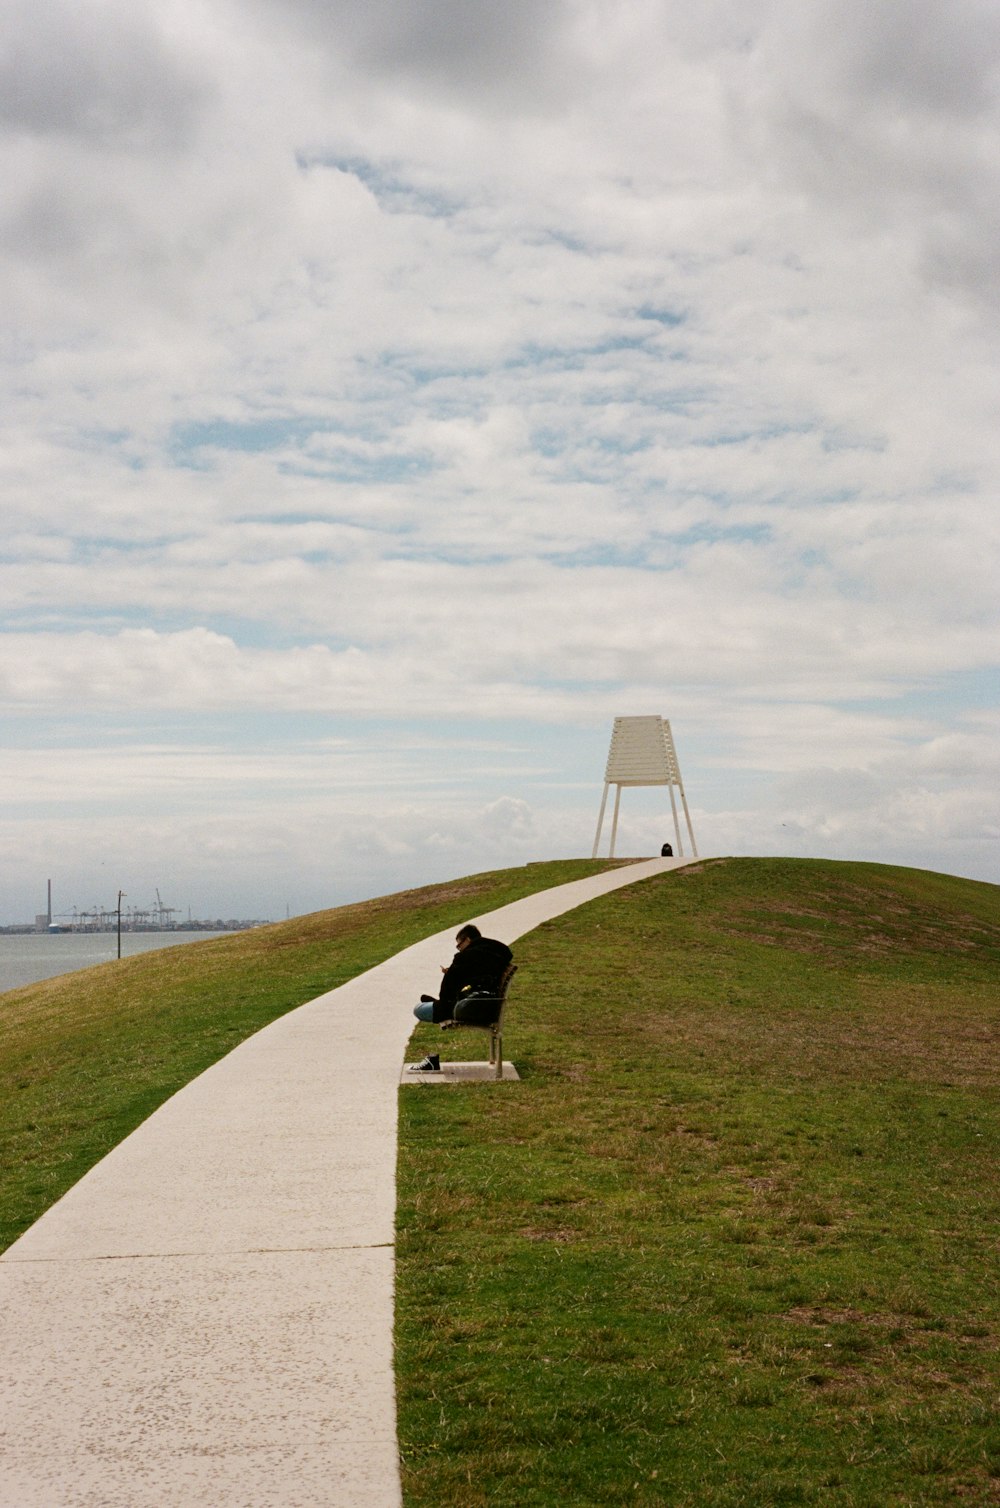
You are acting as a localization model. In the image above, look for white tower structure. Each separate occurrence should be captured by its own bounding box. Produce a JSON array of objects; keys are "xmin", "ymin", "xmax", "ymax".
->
[{"xmin": 592, "ymin": 715, "xmax": 698, "ymax": 859}]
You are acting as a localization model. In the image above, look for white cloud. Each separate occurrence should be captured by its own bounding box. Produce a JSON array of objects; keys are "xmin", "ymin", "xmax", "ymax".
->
[
  {"xmin": 0, "ymin": 0, "xmax": 212, "ymax": 146},
  {"xmin": 727, "ymin": 0, "xmax": 1000, "ymax": 314},
  {"xmin": 0, "ymin": 0, "xmax": 997, "ymax": 923}
]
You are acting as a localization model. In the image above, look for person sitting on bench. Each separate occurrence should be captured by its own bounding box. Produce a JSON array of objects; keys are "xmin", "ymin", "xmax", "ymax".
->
[{"xmin": 413, "ymin": 924, "xmax": 513, "ymax": 1026}]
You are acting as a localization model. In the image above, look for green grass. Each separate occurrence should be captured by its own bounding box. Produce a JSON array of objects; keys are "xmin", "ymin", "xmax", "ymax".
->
[
  {"xmin": 0, "ymin": 858, "xmax": 624, "ymax": 1251},
  {"xmin": 5, "ymin": 853, "xmax": 998, "ymax": 1502},
  {"xmin": 396, "ymin": 858, "xmax": 1000, "ymax": 1506}
]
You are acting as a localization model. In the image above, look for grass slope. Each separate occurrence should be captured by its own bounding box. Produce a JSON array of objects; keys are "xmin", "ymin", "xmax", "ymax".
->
[
  {"xmin": 0, "ymin": 858, "xmax": 623, "ymax": 1251},
  {"xmin": 396, "ymin": 858, "xmax": 1000, "ymax": 1507}
]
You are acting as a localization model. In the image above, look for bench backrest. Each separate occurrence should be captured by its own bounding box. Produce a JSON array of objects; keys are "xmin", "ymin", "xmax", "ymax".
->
[{"xmin": 493, "ymin": 962, "xmax": 517, "ymax": 1023}]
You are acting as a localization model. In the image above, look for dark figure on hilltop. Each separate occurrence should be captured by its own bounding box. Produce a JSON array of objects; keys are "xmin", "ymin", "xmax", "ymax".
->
[
  {"xmin": 661, "ymin": 842, "xmax": 673, "ymax": 856},
  {"xmin": 413, "ymin": 924, "xmax": 513, "ymax": 1026}
]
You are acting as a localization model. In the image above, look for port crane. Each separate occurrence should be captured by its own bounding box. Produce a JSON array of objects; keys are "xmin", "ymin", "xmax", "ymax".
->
[{"xmin": 154, "ymin": 889, "xmax": 178, "ymax": 929}]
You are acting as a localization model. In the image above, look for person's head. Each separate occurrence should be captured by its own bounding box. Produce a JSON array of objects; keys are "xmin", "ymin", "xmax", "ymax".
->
[{"xmin": 455, "ymin": 923, "xmax": 481, "ymax": 951}]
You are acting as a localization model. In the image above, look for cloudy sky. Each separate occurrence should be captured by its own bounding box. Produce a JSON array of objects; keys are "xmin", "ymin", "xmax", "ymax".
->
[{"xmin": 2, "ymin": 0, "xmax": 998, "ymax": 924}]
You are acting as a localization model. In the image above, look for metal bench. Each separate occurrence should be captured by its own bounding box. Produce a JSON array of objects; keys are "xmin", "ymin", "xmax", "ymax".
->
[{"xmin": 441, "ymin": 962, "xmax": 517, "ymax": 1080}]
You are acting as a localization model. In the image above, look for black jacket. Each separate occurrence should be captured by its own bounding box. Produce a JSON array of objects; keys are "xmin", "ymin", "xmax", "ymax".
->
[{"xmin": 438, "ymin": 936, "xmax": 513, "ymax": 1011}]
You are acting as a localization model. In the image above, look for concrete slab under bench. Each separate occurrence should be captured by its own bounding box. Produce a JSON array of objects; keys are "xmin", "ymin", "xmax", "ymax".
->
[{"xmin": 400, "ymin": 1060, "xmax": 521, "ymax": 1084}]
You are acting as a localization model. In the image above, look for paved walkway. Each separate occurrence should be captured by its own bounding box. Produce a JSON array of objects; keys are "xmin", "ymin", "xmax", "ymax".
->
[{"xmin": 0, "ymin": 857, "xmax": 691, "ymax": 1506}]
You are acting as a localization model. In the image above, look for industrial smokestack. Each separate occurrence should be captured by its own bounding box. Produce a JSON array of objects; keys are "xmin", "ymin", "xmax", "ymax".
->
[{"xmin": 47, "ymin": 878, "xmax": 52, "ymax": 927}]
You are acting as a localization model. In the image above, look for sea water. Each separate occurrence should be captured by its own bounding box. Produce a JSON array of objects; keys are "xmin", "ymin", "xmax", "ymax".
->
[{"xmin": 0, "ymin": 931, "xmax": 230, "ymax": 995}]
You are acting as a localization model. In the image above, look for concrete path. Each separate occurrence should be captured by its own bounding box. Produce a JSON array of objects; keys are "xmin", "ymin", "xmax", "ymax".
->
[{"xmin": 0, "ymin": 857, "xmax": 691, "ymax": 1507}]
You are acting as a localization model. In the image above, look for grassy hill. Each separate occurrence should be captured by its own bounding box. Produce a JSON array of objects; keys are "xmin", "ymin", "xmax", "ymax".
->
[
  {"xmin": 0, "ymin": 857, "xmax": 623, "ymax": 1251},
  {"xmin": 2, "ymin": 854, "xmax": 997, "ymax": 1503},
  {"xmin": 396, "ymin": 857, "xmax": 1000, "ymax": 1506}
]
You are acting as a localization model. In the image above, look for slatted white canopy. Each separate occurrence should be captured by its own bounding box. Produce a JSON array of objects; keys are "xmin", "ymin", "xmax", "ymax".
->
[{"xmin": 592, "ymin": 715, "xmax": 698, "ymax": 859}]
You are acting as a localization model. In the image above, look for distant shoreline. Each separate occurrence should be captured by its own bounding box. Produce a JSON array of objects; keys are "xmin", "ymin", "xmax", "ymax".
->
[{"xmin": 0, "ymin": 922, "xmax": 269, "ymax": 936}]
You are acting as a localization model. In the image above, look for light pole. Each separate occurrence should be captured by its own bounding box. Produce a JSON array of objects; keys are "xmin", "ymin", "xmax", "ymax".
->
[{"xmin": 117, "ymin": 891, "xmax": 126, "ymax": 959}]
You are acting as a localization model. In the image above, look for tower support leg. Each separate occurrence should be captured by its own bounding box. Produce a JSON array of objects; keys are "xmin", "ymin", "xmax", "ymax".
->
[
  {"xmin": 591, "ymin": 782, "xmax": 611, "ymax": 859},
  {"xmin": 668, "ymin": 780, "xmax": 684, "ymax": 856},
  {"xmin": 609, "ymin": 784, "xmax": 623, "ymax": 858},
  {"xmin": 678, "ymin": 783, "xmax": 698, "ymax": 857}
]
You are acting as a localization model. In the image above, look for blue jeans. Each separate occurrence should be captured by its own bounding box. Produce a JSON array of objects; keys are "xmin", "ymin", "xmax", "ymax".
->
[{"xmin": 414, "ymin": 1001, "xmax": 436, "ymax": 1023}]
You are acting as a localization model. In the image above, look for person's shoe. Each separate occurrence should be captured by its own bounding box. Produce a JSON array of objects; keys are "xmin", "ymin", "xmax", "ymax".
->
[
  {"xmin": 420, "ymin": 994, "xmax": 436, "ymax": 1003},
  {"xmin": 408, "ymin": 1053, "xmax": 441, "ymax": 1072}
]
